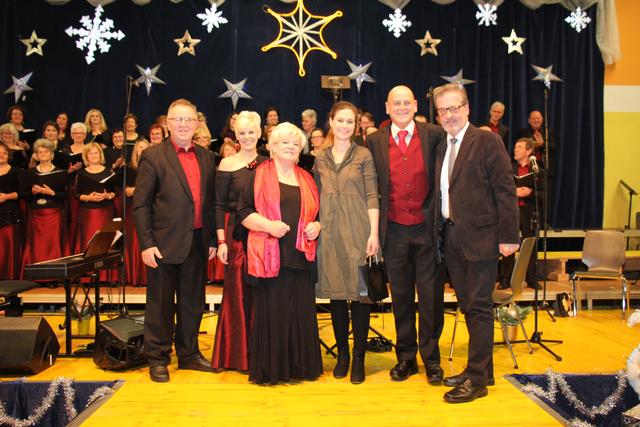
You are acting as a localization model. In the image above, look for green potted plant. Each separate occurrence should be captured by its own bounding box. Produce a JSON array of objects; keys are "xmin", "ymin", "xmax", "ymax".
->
[{"xmin": 496, "ymin": 305, "xmax": 532, "ymax": 340}]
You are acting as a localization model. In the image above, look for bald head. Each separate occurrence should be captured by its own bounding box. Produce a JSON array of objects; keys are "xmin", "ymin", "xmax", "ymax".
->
[{"xmin": 385, "ymin": 85, "xmax": 417, "ymax": 129}]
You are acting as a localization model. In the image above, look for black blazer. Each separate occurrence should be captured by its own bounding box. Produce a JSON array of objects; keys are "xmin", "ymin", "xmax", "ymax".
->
[
  {"xmin": 367, "ymin": 121, "xmax": 445, "ymax": 247},
  {"xmin": 133, "ymin": 139, "xmax": 216, "ymax": 264},
  {"xmin": 434, "ymin": 125, "xmax": 519, "ymax": 262}
]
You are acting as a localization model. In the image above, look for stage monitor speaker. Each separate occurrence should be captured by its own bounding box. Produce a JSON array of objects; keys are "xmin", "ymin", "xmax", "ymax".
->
[
  {"xmin": 0, "ymin": 317, "xmax": 60, "ymax": 375},
  {"xmin": 93, "ymin": 316, "xmax": 146, "ymax": 370}
]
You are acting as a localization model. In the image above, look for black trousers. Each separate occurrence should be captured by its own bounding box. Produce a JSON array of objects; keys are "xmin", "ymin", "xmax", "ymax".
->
[
  {"xmin": 383, "ymin": 221, "xmax": 443, "ymax": 365},
  {"xmin": 144, "ymin": 229, "xmax": 206, "ymax": 366},
  {"xmin": 443, "ymin": 222, "xmax": 496, "ymax": 385},
  {"xmin": 499, "ymin": 205, "xmax": 537, "ymax": 285}
]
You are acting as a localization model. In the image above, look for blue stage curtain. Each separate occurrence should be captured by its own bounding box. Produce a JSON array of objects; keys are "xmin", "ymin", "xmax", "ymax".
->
[{"xmin": 0, "ymin": 0, "xmax": 603, "ymax": 227}]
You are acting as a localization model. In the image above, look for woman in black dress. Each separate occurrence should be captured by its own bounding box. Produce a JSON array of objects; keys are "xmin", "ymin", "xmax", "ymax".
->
[
  {"xmin": 211, "ymin": 111, "xmax": 267, "ymax": 371},
  {"xmin": 0, "ymin": 142, "xmax": 22, "ymax": 279},
  {"xmin": 239, "ymin": 122, "xmax": 322, "ymax": 385},
  {"xmin": 0, "ymin": 123, "xmax": 28, "ymax": 170}
]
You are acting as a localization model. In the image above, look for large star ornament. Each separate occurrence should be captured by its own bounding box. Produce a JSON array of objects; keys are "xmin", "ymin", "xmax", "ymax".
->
[
  {"xmin": 347, "ymin": 60, "xmax": 375, "ymax": 93},
  {"xmin": 20, "ymin": 31, "xmax": 47, "ymax": 56},
  {"xmin": 415, "ymin": 30, "xmax": 441, "ymax": 56},
  {"xmin": 440, "ymin": 69, "xmax": 475, "ymax": 86},
  {"xmin": 531, "ymin": 64, "xmax": 562, "ymax": 89},
  {"xmin": 3, "ymin": 73, "xmax": 34, "ymax": 103},
  {"xmin": 261, "ymin": 0, "xmax": 343, "ymax": 77},
  {"xmin": 174, "ymin": 30, "xmax": 201, "ymax": 56},
  {"xmin": 502, "ymin": 29, "xmax": 526, "ymax": 55},
  {"xmin": 134, "ymin": 64, "xmax": 166, "ymax": 95},
  {"xmin": 219, "ymin": 78, "xmax": 252, "ymax": 109}
]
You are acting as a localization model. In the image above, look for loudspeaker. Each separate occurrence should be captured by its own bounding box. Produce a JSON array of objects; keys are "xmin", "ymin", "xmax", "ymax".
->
[
  {"xmin": 93, "ymin": 316, "xmax": 146, "ymax": 370},
  {"xmin": 0, "ymin": 317, "xmax": 60, "ymax": 374}
]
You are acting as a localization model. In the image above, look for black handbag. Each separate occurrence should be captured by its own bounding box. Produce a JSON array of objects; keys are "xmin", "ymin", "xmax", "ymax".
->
[{"xmin": 359, "ymin": 255, "xmax": 389, "ymax": 303}]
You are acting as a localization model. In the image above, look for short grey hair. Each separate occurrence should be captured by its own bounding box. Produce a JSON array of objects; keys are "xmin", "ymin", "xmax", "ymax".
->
[
  {"xmin": 301, "ymin": 109, "xmax": 317, "ymax": 123},
  {"xmin": 269, "ymin": 122, "xmax": 306, "ymax": 161},
  {"xmin": 490, "ymin": 101, "xmax": 505, "ymax": 111},
  {"xmin": 34, "ymin": 138, "xmax": 56, "ymax": 154},
  {"xmin": 70, "ymin": 122, "xmax": 87, "ymax": 133}
]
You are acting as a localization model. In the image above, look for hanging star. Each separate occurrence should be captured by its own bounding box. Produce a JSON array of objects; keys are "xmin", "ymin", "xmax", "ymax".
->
[
  {"xmin": 415, "ymin": 30, "xmax": 441, "ymax": 57},
  {"xmin": 440, "ymin": 69, "xmax": 475, "ymax": 86},
  {"xmin": 219, "ymin": 78, "xmax": 252, "ymax": 109},
  {"xmin": 174, "ymin": 30, "xmax": 201, "ymax": 56},
  {"xmin": 261, "ymin": 0, "xmax": 343, "ymax": 77},
  {"xmin": 134, "ymin": 64, "xmax": 166, "ymax": 95},
  {"xmin": 346, "ymin": 60, "xmax": 375, "ymax": 93},
  {"xmin": 531, "ymin": 64, "xmax": 562, "ymax": 89},
  {"xmin": 3, "ymin": 73, "xmax": 33, "ymax": 103},
  {"xmin": 20, "ymin": 31, "xmax": 47, "ymax": 56},
  {"xmin": 502, "ymin": 29, "xmax": 526, "ymax": 55}
]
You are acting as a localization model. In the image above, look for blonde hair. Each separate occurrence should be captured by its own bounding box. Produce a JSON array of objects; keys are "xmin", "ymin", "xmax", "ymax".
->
[
  {"xmin": 70, "ymin": 122, "xmax": 87, "ymax": 134},
  {"xmin": 0, "ymin": 123, "xmax": 19, "ymax": 142},
  {"xmin": 82, "ymin": 142, "xmax": 105, "ymax": 166},
  {"xmin": 130, "ymin": 140, "xmax": 150, "ymax": 169},
  {"xmin": 268, "ymin": 122, "xmax": 306, "ymax": 162},
  {"xmin": 34, "ymin": 138, "xmax": 56, "ymax": 155},
  {"xmin": 235, "ymin": 111, "xmax": 262, "ymax": 137},
  {"xmin": 433, "ymin": 83, "xmax": 469, "ymax": 105},
  {"xmin": 84, "ymin": 108, "xmax": 108, "ymax": 133}
]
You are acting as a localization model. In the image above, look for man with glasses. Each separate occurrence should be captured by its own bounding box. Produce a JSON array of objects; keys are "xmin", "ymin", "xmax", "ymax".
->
[
  {"xmin": 433, "ymin": 83, "xmax": 518, "ymax": 403},
  {"xmin": 133, "ymin": 98, "xmax": 218, "ymax": 382},
  {"xmin": 367, "ymin": 85, "xmax": 446, "ymax": 385}
]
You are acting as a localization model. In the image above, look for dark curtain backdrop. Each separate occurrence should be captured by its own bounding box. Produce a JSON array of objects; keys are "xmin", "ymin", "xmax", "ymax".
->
[{"xmin": 0, "ymin": 0, "xmax": 603, "ymax": 228}]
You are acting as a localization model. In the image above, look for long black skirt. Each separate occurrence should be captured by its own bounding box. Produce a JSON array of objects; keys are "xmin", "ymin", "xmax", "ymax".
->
[{"xmin": 249, "ymin": 267, "xmax": 323, "ymax": 385}]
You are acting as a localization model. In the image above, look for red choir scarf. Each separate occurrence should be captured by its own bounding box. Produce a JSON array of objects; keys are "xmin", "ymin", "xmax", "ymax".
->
[{"xmin": 247, "ymin": 159, "xmax": 319, "ymax": 278}]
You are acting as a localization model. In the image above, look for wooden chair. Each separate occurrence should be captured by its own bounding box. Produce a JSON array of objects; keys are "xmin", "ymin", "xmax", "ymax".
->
[{"xmin": 570, "ymin": 230, "xmax": 629, "ymax": 318}]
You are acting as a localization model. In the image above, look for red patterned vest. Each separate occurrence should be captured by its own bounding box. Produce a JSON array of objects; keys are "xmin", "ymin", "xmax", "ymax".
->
[{"xmin": 388, "ymin": 131, "xmax": 428, "ymax": 224}]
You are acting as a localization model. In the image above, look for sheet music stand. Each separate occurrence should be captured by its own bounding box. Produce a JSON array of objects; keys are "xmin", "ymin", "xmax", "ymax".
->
[{"xmin": 321, "ymin": 75, "xmax": 350, "ymax": 103}]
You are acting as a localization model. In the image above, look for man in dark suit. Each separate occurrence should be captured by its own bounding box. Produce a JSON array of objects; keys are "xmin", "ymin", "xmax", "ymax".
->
[
  {"xmin": 133, "ymin": 99, "xmax": 217, "ymax": 383},
  {"xmin": 498, "ymin": 137, "xmax": 543, "ymax": 290},
  {"xmin": 481, "ymin": 101, "xmax": 509, "ymax": 151},
  {"xmin": 368, "ymin": 85, "xmax": 446, "ymax": 384},
  {"xmin": 433, "ymin": 83, "xmax": 519, "ymax": 403}
]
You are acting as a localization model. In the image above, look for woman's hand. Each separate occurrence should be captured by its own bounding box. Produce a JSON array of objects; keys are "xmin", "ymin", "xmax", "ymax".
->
[
  {"xmin": 268, "ymin": 220, "xmax": 290, "ymax": 238},
  {"xmin": 217, "ymin": 243, "xmax": 228, "ymax": 264},
  {"xmin": 304, "ymin": 221, "xmax": 321, "ymax": 241},
  {"xmin": 366, "ymin": 233, "xmax": 380, "ymax": 257}
]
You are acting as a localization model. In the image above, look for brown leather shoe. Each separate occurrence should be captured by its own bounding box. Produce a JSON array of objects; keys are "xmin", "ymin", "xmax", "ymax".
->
[
  {"xmin": 178, "ymin": 354, "xmax": 215, "ymax": 372},
  {"xmin": 149, "ymin": 365, "xmax": 169, "ymax": 383},
  {"xmin": 444, "ymin": 378, "xmax": 488, "ymax": 403}
]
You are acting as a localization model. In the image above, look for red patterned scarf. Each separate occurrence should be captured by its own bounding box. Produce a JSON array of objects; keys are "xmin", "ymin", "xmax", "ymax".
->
[{"xmin": 247, "ymin": 159, "xmax": 319, "ymax": 278}]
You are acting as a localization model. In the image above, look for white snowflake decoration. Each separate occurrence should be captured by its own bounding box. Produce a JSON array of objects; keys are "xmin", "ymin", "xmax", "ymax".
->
[
  {"xmin": 382, "ymin": 8, "xmax": 412, "ymax": 39},
  {"xmin": 197, "ymin": 4, "xmax": 228, "ymax": 34},
  {"xmin": 65, "ymin": 4, "xmax": 125, "ymax": 65},
  {"xmin": 476, "ymin": 4, "xmax": 498, "ymax": 27},
  {"xmin": 565, "ymin": 7, "xmax": 591, "ymax": 33}
]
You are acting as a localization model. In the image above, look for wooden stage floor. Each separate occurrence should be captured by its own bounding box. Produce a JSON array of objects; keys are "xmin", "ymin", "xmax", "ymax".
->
[{"xmin": 1, "ymin": 306, "xmax": 637, "ymax": 426}]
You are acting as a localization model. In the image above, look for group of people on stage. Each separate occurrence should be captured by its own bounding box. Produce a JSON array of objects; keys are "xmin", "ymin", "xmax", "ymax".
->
[{"xmin": 0, "ymin": 82, "xmax": 546, "ymax": 403}]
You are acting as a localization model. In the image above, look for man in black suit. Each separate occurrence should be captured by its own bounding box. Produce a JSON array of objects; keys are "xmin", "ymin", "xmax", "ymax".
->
[
  {"xmin": 368, "ymin": 85, "xmax": 446, "ymax": 384},
  {"xmin": 433, "ymin": 83, "xmax": 519, "ymax": 403},
  {"xmin": 133, "ymin": 99, "xmax": 217, "ymax": 382},
  {"xmin": 499, "ymin": 137, "xmax": 543, "ymax": 290}
]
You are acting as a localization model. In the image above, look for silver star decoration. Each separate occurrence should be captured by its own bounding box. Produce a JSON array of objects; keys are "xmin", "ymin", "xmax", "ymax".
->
[
  {"xmin": 440, "ymin": 69, "xmax": 475, "ymax": 86},
  {"xmin": 218, "ymin": 78, "xmax": 252, "ymax": 109},
  {"xmin": 20, "ymin": 31, "xmax": 47, "ymax": 56},
  {"xmin": 3, "ymin": 72, "xmax": 34, "ymax": 103},
  {"xmin": 531, "ymin": 64, "xmax": 562, "ymax": 89},
  {"xmin": 134, "ymin": 64, "xmax": 166, "ymax": 95},
  {"xmin": 502, "ymin": 29, "xmax": 526, "ymax": 55},
  {"xmin": 347, "ymin": 60, "xmax": 375, "ymax": 93}
]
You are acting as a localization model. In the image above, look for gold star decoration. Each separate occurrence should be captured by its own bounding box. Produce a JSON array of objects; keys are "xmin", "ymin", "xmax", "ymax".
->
[
  {"xmin": 20, "ymin": 31, "xmax": 47, "ymax": 56},
  {"xmin": 415, "ymin": 30, "xmax": 441, "ymax": 57},
  {"xmin": 501, "ymin": 29, "xmax": 526, "ymax": 55},
  {"xmin": 261, "ymin": 0, "xmax": 343, "ymax": 77},
  {"xmin": 174, "ymin": 30, "xmax": 201, "ymax": 56}
]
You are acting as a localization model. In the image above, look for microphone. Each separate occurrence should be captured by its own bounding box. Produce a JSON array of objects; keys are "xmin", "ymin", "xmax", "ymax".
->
[{"xmin": 529, "ymin": 155, "xmax": 539, "ymax": 173}]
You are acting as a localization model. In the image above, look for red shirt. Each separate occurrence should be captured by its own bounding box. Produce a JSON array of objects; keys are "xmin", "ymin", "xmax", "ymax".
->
[
  {"xmin": 517, "ymin": 163, "xmax": 530, "ymax": 207},
  {"xmin": 171, "ymin": 139, "xmax": 202, "ymax": 229}
]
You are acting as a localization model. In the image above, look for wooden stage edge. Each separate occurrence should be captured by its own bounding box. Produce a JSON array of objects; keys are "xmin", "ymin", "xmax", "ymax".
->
[{"xmin": 17, "ymin": 278, "xmax": 639, "ymax": 312}]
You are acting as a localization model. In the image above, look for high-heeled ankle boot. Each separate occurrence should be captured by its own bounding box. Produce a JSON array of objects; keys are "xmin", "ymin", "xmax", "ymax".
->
[
  {"xmin": 333, "ymin": 352, "xmax": 350, "ymax": 379},
  {"xmin": 350, "ymin": 353, "xmax": 365, "ymax": 384}
]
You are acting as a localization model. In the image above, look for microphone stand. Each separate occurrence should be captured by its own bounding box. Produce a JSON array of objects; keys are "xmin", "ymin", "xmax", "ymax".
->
[{"xmin": 426, "ymin": 86, "xmax": 434, "ymax": 123}]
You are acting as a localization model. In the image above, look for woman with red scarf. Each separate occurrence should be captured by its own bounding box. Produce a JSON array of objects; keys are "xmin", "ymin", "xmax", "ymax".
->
[{"xmin": 238, "ymin": 122, "xmax": 323, "ymax": 385}]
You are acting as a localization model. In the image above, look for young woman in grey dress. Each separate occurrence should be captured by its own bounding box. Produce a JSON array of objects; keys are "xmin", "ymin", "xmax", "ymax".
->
[{"xmin": 313, "ymin": 101, "xmax": 380, "ymax": 384}]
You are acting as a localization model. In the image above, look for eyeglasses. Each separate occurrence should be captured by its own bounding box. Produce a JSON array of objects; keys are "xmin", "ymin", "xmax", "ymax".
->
[
  {"xmin": 436, "ymin": 103, "xmax": 467, "ymax": 116},
  {"xmin": 168, "ymin": 117, "xmax": 198, "ymax": 124}
]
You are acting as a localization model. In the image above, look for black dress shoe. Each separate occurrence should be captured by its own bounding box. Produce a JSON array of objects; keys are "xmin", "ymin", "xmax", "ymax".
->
[
  {"xmin": 149, "ymin": 365, "xmax": 169, "ymax": 383},
  {"xmin": 333, "ymin": 353, "xmax": 350, "ymax": 379},
  {"xmin": 444, "ymin": 378, "xmax": 488, "ymax": 403},
  {"xmin": 426, "ymin": 363, "xmax": 444, "ymax": 384},
  {"xmin": 444, "ymin": 371, "xmax": 495, "ymax": 387},
  {"xmin": 390, "ymin": 360, "xmax": 418, "ymax": 381},
  {"xmin": 350, "ymin": 357, "xmax": 365, "ymax": 385},
  {"xmin": 178, "ymin": 354, "xmax": 215, "ymax": 372}
]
